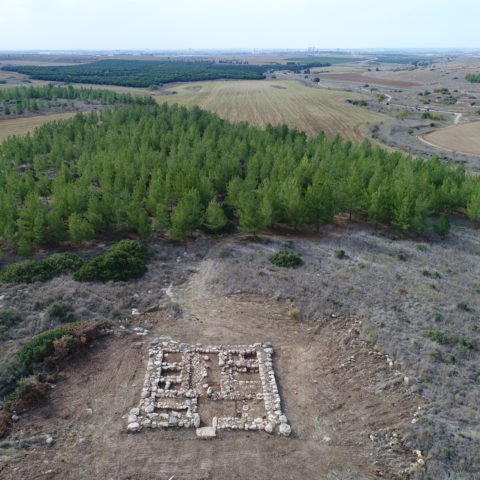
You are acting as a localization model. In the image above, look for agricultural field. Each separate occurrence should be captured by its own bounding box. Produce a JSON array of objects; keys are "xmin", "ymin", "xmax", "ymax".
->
[
  {"xmin": 419, "ymin": 121, "xmax": 480, "ymax": 156},
  {"xmin": 161, "ymin": 80, "xmax": 390, "ymax": 140},
  {"xmin": 0, "ymin": 112, "xmax": 78, "ymax": 142}
]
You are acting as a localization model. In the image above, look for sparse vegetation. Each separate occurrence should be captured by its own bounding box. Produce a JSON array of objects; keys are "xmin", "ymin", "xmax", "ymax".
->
[
  {"xmin": 0, "ymin": 309, "xmax": 23, "ymax": 328},
  {"xmin": 465, "ymin": 73, "xmax": 480, "ymax": 83},
  {"xmin": 45, "ymin": 302, "xmax": 75, "ymax": 324}
]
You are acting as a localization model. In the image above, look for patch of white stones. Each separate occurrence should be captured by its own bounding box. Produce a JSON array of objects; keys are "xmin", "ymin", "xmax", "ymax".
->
[{"xmin": 127, "ymin": 340, "xmax": 290, "ymax": 437}]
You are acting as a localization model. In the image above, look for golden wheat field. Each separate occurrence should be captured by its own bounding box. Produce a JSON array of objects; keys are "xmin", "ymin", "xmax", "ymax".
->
[
  {"xmin": 0, "ymin": 112, "xmax": 79, "ymax": 142},
  {"xmin": 159, "ymin": 80, "xmax": 390, "ymax": 141},
  {"xmin": 420, "ymin": 121, "xmax": 480, "ymax": 156}
]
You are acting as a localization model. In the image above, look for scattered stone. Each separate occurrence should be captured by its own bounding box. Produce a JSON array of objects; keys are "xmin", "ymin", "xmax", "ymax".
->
[
  {"xmin": 196, "ymin": 426, "xmax": 216, "ymax": 438},
  {"xmin": 127, "ymin": 422, "xmax": 141, "ymax": 432},
  {"xmin": 45, "ymin": 435, "xmax": 55, "ymax": 446},
  {"xmin": 279, "ymin": 423, "xmax": 291, "ymax": 436}
]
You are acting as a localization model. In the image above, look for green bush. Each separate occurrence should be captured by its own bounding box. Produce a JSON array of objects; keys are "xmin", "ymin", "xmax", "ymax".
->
[
  {"xmin": 3, "ymin": 376, "xmax": 41, "ymax": 411},
  {"xmin": 46, "ymin": 302, "xmax": 75, "ymax": 324},
  {"xmin": 0, "ymin": 309, "xmax": 23, "ymax": 328},
  {"xmin": 0, "ymin": 253, "xmax": 84, "ymax": 283},
  {"xmin": 15, "ymin": 325, "xmax": 77, "ymax": 369},
  {"xmin": 334, "ymin": 249, "xmax": 346, "ymax": 259},
  {"xmin": 268, "ymin": 250, "xmax": 303, "ymax": 268},
  {"xmin": 73, "ymin": 240, "xmax": 152, "ymax": 282},
  {"xmin": 423, "ymin": 330, "xmax": 448, "ymax": 344}
]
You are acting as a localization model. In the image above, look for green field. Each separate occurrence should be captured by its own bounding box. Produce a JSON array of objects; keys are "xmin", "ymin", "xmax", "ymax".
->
[{"xmin": 160, "ymin": 80, "xmax": 390, "ymax": 141}]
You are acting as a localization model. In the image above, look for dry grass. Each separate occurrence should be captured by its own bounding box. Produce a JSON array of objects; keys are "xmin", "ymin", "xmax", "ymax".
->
[
  {"xmin": 159, "ymin": 80, "xmax": 391, "ymax": 141},
  {"xmin": 419, "ymin": 121, "xmax": 480, "ymax": 156},
  {"xmin": 318, "ymin": 72, "xmax": 421, "ymax": 88},
  {"xmin": 0, "ymin": 112, "xmax": 79, "ymax": 142}
]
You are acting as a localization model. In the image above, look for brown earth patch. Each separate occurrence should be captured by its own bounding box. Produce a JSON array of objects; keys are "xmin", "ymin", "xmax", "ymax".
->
[{"xmin": 1, "ymin": 283, "xmax": 424, "ymax": 479}]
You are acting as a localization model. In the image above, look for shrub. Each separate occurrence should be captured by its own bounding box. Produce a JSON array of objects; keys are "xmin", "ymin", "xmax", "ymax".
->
[
  {"xmin": 421, "ymin": 270, "xmax": 441, "ymax": 279},
  {"xmin": 397, "ymin": 252, "xmax": 407, "ymax": 261},
  {"xmin": 3, "ymin": 376, "xmax": 46, "ymax": 412},
  {"xmin": 423, "ymin": 330, "xmax": 448, "ymax": 344},
  {"xmin": 73, "ymin": 240, "xmax": 152, "ymax": 282},
  {"xmin": 46, "ymin": 302, "xmax": 75, "ymax": 324},
  {"xmin": 15, "ymin": 325, "xmax": 77, "ymax": 370},
  {"xmin": 334, "ymin": 249, "xmax": 346, "ymax": 259},
  {"xmin": 457, "ymin": 302, "xmax": 470, "ymax": 311},
  {"xmin": 433, "ymin": 214, "xmax": 451, "ymax": 237},
  {"xmin": 0, "ymin": 309, "xmax": 23, "ymax": 328},
  {"xmin": 268, "ymin": 250, "xmax": 303, "ymax": 268},
  {"xmin": 0, "ymin": 253, "xmax": 84, "ymax": 283}
]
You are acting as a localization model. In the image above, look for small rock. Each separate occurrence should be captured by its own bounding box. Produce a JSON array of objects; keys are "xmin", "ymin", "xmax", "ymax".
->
[
  {"xmin": 129, "ymin": 408, "xmax": 140, "ymax": 416},
  {"xmin": 11, "ymin": 415, "xmax": 20, "ymax": 423},
  {"xmin": 279, "ymin": 414, "xmax": 288, "ymax": 424},
  {"xmin": 128, "ymin": 414, "xmax": 138, "ymax": 423},
  {"xmin": 45, "ymin": 435, "xmax": 55, "ymax": 446},
  {"xmin": 196, "ymin": 426, "xmax": 216, "ymax": 438},
  {"xmin": 193, "ymin": 413, "xmax": 201, "ymax": 428},
  {"xmin": 279, "ymin": 423, "xmax": 291, "ymax": 437},
  {"xmin": 264, "ymin": 423, "xmax": 274, "ymax": 433},
  {"xmin": 127, "ymin": 422, "xmax": 141, "ymax": 432}
]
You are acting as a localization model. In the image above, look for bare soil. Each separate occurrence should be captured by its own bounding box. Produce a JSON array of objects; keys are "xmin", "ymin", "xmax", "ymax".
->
[{"xmin": 0, "ymin": 291, "xmax": 423, "ymax": 480}]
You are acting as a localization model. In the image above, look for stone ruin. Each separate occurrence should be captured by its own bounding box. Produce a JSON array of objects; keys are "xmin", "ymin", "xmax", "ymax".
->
[{"xmin": 127, "ymin": 340, "xmax": 291, "ymax": 437}]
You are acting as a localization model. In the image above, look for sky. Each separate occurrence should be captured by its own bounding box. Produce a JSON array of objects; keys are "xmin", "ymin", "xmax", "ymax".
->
[{"xmin": 1, "ymin": 0, "xmax": 479, "ymax": 51}]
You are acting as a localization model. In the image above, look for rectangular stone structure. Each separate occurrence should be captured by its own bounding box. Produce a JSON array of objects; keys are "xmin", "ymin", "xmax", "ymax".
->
[{"xmin": 127, "ymin": 340, "xmax": 290, "ymax": 436}]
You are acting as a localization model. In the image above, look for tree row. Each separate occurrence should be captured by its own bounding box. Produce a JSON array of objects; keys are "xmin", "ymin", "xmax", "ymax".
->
[{"xmin": 0, "ymin": 103, "xmax": 479, "ymax": 255}]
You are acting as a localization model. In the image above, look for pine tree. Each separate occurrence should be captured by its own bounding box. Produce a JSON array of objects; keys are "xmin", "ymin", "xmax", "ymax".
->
[
  {"xmin": 170, "ymin": 189, "xmax": 202, "ymax": 240},
  {"xmin": 368, "ymin": 182, "xmax": 391, "ymax": 224},
  {"xmin": 204, "ymin": 199, "xmax": 228, "ymax": 232},
  {"xmin": 17, "ymin": 234, "xmax": 32, "ymax": 256},
  {"xmin": 68, "ymin": 213, "xmax": 94, "ymax": 242},
  {"xmin": 281, "ymin": 179, "xmax": 304, "ymax": 229},
  {"xmin": 433, "ymin": 214, "xmax": 451, "ymax": 237},
  {"xmin": 467, "ymin": 188, "xmax": 480, "ymax": 223},
  {"xmin": 237, "ymin": 190, "xmax": 272, "ymax": 236},
  {"xmin": 154, "ymin": 202, "xmax": 170, "ymax": 232},
  {"xmin": 304, "ymin": 177, "xmax": 334, "ymax": 230}
]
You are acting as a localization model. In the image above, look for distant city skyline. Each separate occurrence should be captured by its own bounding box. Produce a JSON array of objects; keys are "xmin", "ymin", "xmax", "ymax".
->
[{"xmin": 1, "ymin": 0, "xmax": 478, "ymax": 51}]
